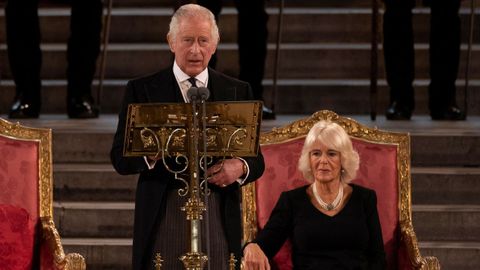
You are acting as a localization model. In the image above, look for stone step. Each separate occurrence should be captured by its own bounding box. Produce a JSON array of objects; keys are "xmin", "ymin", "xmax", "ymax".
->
[
  {"xmin": 0, "ymin": 8, "xmax": 478, "ymax": 44},
  {"xmin": 53, "ymin": 164, "xmax": 480, "ymax": 205},
  {"xmin": 61, "ymin": 238, "xmax": 480, "ymax": 270},
  {"xmin": 54, "ymin": 202, "xmax": 134, "ymax": 238},
  {"xmin": 53, "ymin": 202, "xmax": 480, "ymax": 241},
  {"xmin": 2, "ymin": 43, "xmax": 480, "ymax": 80},
  {"xmin": 104, "ymin": 0, "xmax": 386, "ymax": 8},
  {"xmin": 2, "ymin": 115, "xmax": 479, "ymax": 166},
  {"xmin": 413, "ymin": 205, "xmax": 480, "ymax": 241},
  {"xmin": 4, "ymin": 0, "xmax": 470, "ymax": 9},
  {"xmin": 420, "ymin": 241, "xmax": 480, "ymax": 270},
  {"xmin": 1, "ymin": 79, "xmax": 479, "ymax": 115},
  {"xmin": 412, "ymin": 167, "xmax": 480, "ymax": 205},
  {"xmin": 54, "ymin": 163, "xmax": 136, "ymax": 201},
  {"xmin": 63, "ymin": 238, "xmax": 131, "ymax": 270},
  {"xmin": 104, "ymin": 0, "xmax": 477, "ymax": 8}
]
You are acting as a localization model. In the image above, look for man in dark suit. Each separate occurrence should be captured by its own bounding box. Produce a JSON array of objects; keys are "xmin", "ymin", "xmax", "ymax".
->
[{"xmin": 110, "ymin": 4, "xmax": 265, "ymax": 270}]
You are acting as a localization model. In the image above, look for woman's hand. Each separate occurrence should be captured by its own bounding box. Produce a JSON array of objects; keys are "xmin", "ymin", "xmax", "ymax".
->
[{"xmin": 242, "ymin": 243, "xmax": 270, "ymax": 270}]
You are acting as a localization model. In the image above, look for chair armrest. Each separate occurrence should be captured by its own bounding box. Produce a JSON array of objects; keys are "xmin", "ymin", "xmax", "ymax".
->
[
  {"xmin": 401, "ymin": 221, "xmax": 440, "ymax": 270},
  {"xmin": 41, "ymin": 217, "xmax": 86, "ymax": 270}
]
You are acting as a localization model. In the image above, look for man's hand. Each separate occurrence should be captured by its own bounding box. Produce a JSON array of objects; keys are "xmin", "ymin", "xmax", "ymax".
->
[
  {"xmin": 147, "ymin": 155, "xmax": 162, "ymax": 162},
  {"xmin": 207, "ymin": 158, "xmax": 244, "ymax": 187},
  {"xmin": 242, "ymin": 243, "xmax": 270, "ymax": 270}
]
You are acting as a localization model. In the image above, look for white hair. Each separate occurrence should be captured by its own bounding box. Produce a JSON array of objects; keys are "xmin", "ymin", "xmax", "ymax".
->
[
  {"xmin": 167, "ymin": 4, "xmax": 220, "ymax": 44},
  {"xmin": 298, "ymin": 120, "xmax": 360, "ymax": 183}
]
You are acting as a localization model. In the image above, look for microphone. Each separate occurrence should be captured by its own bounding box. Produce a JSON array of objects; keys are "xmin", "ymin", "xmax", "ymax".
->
[
  {"xmin": 197, "ymin": 87, "xmax": 210, "ymax": 101},
  {"xmin": 187, "ymin": 87, "xmax": 210, "ymax": 101}
]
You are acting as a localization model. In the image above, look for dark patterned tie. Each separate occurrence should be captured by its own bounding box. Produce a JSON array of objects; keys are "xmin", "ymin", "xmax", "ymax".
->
[{"xmin": 188, "ymin": 77, "xmax": 197, "ymax": 88}]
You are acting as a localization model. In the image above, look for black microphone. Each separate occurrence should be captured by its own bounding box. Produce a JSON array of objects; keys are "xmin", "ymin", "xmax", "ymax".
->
[
  {"xmin": 187, "ymin": 87, "xmax": 210, "ymax": 101},
  {"xmin": 197, "ymin": 87, "xmax": 210, "ymax": 101},
  {"xmin": 187, "ymin": 87, "xmax": 199, "ymax": 101}
]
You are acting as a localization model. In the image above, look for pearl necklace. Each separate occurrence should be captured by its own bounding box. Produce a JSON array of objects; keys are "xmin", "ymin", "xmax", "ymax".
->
[{"xmin": 312, "ymin": 182, "xmax": 344, "ymax": 211}]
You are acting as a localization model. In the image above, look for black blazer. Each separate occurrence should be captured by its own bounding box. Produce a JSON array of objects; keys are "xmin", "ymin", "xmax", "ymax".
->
[{"xmin": 110, "ymin": 67, "xmax": 265, "ymax": 270}]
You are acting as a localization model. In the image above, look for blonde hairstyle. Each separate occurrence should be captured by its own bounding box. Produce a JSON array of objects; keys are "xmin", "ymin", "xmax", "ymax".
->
[
  {"xmin": 298, "ymin": 120, "xmax": 359, "ymax": 183},
  {"xmin": 167, "ymin": 4, "xmax": 220, "ymax": 44}
]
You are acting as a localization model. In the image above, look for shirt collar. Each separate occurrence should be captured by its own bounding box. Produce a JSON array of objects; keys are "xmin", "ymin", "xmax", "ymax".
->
[{"xmin": 173, "ymin": 61, "xmax": 209, "ymax": 86}]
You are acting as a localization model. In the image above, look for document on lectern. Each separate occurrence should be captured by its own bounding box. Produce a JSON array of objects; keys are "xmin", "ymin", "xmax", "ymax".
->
[{"xmin": 122, "ymin": 101, "xmax": 262, "ymax": 158}]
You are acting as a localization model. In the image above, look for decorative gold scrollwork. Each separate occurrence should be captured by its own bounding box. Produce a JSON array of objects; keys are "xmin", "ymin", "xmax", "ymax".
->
[
  {"xmin": 181, "ymin": 197, "xmax": 207, "ymax": 220},
  {"xmin": 140, "ymin": 128, "xmax": 158, "ymax": 149}
]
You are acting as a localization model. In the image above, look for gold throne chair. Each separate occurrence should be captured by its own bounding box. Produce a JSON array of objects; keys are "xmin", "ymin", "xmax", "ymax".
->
[
  {"xmin": 242, "ymin": 110, "xmax": 440, "ymax": 270},
  {"xmin": 0, "ymin": 118, "xmax": 85, "ymax": 270}
]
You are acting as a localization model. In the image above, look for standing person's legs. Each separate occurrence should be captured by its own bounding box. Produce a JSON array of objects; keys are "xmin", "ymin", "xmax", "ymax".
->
[
  {"xmin": 428, "ymin": 0, "xmax": 464, "ymax": 120},
  {"xmin": 66, "ymin": 0, "xmax": 102, "ymax": 118},
  {"xmin": 234, "ymin": 0, "xmax": 273, "ymax": 118},
  {"xmin": 6, "ymin": 0, "xmax": 41, "ymax": 118},
  {"xmin": 383, "ymin": 0, "xmax": 416, "ymax": 120}
]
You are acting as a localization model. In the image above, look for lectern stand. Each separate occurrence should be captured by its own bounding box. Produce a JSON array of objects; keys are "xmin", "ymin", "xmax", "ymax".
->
[{"xmin": 123, "ymin": 101, "xmax": 262, "ymax": 270}]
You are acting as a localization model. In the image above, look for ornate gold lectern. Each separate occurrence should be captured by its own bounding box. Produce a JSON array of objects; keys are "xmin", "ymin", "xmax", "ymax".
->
[{"xmin": 123, "ymin": 101, "xmax": 262, "ymax": 269}]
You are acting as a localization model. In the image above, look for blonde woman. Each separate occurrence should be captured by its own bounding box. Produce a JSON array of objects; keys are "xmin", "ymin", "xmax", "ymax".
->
[{"xmin": 243, "ymin": 121, "xmax": 386, "ymax": 270}]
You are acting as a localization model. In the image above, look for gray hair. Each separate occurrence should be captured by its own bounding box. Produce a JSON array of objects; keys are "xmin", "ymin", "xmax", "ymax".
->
[
  {"xmin": 168, "ymin": 4, "xmax": 220, "ymax": 44},
  {"xmin": 298, "ymin": 120, "xmax": 360, "ymax": 183}
]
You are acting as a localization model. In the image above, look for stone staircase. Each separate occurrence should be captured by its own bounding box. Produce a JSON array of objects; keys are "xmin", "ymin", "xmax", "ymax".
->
[
  {"xmin": 1, "ymin": 0, "xmax": 480, "ymax": 269},
  {"xmin": 1, "ymin": 0, "xmax": 479, "ymax": 115}
]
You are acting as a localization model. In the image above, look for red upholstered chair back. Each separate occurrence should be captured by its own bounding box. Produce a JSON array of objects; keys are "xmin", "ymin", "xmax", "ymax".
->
[
  {"xmin": 241, "ymin": 110, "xmax": 440, "ymax": 270},
  {"xmin": 0, "ymin": 118, "xmax": 86, "ymax": 270},
  {"xmin": 0, "ymin": 133, "xmax": 40, "ymax": 270}
]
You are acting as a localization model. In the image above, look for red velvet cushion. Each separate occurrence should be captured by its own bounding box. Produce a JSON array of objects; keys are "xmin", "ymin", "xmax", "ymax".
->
[
  {"xmin": 0, "ymin": 204, "xmax": 36, "ymax": 270},
  {"xmin": 256, "ymin": 137, "xmax": 401, "ymax": 269}
]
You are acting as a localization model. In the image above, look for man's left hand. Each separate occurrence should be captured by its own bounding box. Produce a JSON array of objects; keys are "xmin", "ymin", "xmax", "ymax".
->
[{"xmin": 207, "ymin": 158, "xmax": 244, "ymax": 187}]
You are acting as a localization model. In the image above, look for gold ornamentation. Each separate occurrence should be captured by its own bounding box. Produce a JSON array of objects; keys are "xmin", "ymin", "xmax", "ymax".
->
[
  {"xmin": 179, "ymin": 252, "xmax": 208, "ymax": 270},
  {"xmin": 181, "ymin": 197, "xmax": 207, "ymax": 220},
  {"xmin": 154, "ymin": 253, "xmax": 164, "ymax": 270},
  {"xmin": 0, "ymin": 118, "xmax": 86, "ymax": 270},
  {"xmin": 241, "ymin": 183, "xmax": 257, "ymax": 244},
  {"xmin": 124, "ymin": 102, "xmax": 261, "ymax": 157},
  {"xmin": 140, "ymin": 127, "xmax": 157, "ymax": 149},
  {"xmin": 241, "ymin": 110, "xmax": 440, "ymax": 269},
  {"xmin": 228, "ymin": 253, "xmax": 237, "ymax": 270}
]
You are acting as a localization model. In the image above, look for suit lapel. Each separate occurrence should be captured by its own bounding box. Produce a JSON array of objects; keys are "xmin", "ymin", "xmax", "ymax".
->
[
  {"xmin": 208, "ymin": 68, "xmax": 238, "ymax": 101},
  {"xmin": 144, "ymin": 68, "xmax": 183, "ymax": 103}
]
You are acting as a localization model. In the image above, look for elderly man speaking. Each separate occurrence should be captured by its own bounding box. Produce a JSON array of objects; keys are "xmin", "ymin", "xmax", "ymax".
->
[{"xmin": 110, "ymin": 4, "xmax": 265, "ymax": 270}]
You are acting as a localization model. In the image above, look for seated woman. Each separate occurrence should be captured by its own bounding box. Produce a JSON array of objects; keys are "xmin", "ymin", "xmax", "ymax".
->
[{"xmin": 243, "ymin": 120, "xmax": 386, "ymax": 270}]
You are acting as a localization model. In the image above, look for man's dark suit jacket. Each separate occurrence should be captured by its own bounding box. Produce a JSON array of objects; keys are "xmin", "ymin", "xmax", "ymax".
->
[{"xmin": 110, "ymin": 67, "xmax": 265, "ymax": 270}]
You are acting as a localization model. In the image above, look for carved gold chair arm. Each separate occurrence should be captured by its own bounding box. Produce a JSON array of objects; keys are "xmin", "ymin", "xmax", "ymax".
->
[
  {"xmin": 401, "ymin": 221, "xmax": 440, "ymax": 270},
  {"xmin": 41, "ymin": 217, "xmax": 86, "ymax": 270}
]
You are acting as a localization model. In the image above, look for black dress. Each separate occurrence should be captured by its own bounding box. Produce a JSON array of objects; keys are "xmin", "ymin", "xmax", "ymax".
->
[{"xmin": 255, "ymin": 184, "xmax": 386, "ymax": 270}]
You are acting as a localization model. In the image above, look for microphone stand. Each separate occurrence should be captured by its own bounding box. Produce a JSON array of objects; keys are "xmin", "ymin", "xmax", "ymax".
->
[{"xmin": 179, "ymin": 87, "xmax": 208, "ymax": 269}]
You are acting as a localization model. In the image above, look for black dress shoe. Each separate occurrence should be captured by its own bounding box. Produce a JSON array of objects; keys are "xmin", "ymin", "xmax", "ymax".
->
[
  {"xmin": 9, "ymin": 98, "xmax": 40, "ymax": 119},
  {"xmin": 385, "ymin": 102, "xmax": 412, "ymax": 120},
  {"xmin": 262, "ymin": 105, "xmax": 276, "ymax": 120},
  {"xmin": 430, "ymin": 106, "xmax": 465, "ymax": 121},
  {"xmin": 67, "ymin": 96, "xmax": 99, "ymax": 119}
]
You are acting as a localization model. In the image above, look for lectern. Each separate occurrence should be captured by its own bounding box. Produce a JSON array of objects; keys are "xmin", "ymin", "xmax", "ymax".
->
[{"xmin": 123, "ymin": 101, "xmax": 262, "ymax": 269}]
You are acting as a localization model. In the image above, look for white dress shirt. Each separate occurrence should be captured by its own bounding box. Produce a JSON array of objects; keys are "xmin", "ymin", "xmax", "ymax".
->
[{"xmin": 173, "ymin": 61, "xmax": 209, "ymax": 103}]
